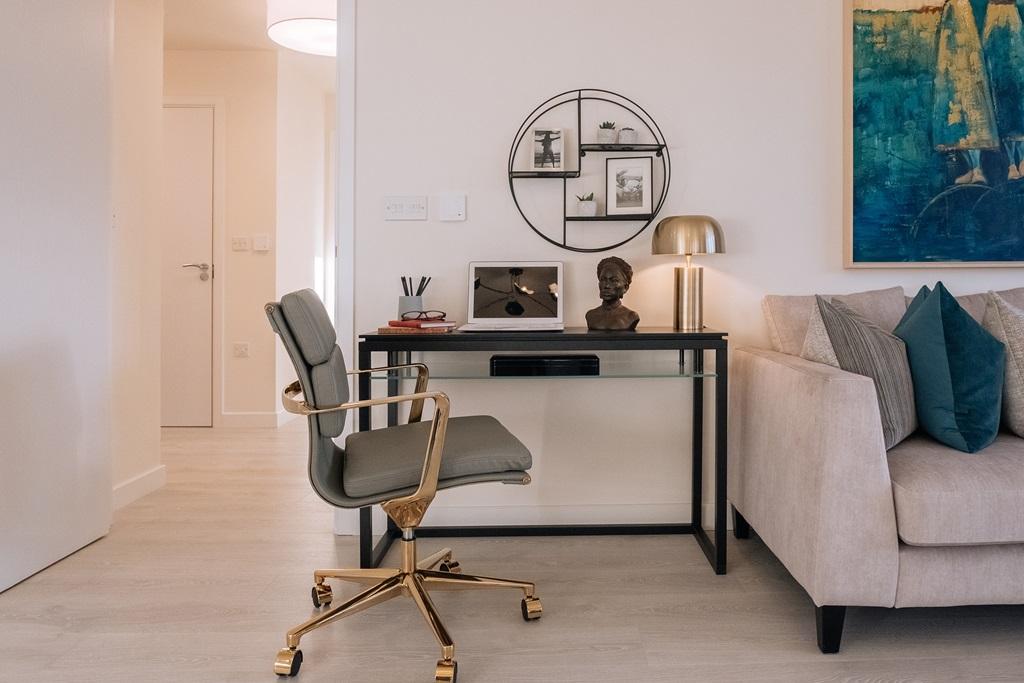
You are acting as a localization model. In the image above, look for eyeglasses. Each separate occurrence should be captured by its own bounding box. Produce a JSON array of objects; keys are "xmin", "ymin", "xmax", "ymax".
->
[{"xmin": 401, "ymin": 310, "xmax": 447, "ymax": 321}]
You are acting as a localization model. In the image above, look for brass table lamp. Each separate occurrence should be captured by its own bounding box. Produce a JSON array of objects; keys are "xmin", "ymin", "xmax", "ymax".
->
[{"xmin": 651, "ymin": 215, "xmax": 726, "ymax": 331}]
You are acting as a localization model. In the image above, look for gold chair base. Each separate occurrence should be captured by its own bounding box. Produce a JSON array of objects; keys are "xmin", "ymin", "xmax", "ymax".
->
[{"xmin": 274, "ymin": 540, "xmax": 541, "ymax": 680}]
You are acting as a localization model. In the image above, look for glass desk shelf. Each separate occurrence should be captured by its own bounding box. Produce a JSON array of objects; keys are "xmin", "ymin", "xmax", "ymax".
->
[
  {"xmin": 367, "ymin": 349, "xmax": 714, "ymax": 381},
  {"xmin": 369, "ymin": 362, "xmax": 716, "ymax": 381}
]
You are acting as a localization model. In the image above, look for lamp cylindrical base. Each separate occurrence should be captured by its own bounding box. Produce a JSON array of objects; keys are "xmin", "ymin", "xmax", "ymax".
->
[{"xmin": 674, "ymin": 266, "xmax": 703, "ymax": 331}]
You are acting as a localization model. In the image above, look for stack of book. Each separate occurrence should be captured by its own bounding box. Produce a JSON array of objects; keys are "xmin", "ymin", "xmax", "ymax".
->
[{"xmin": 377, "ymin": 319, "xmax": 458, "ymax": 335}]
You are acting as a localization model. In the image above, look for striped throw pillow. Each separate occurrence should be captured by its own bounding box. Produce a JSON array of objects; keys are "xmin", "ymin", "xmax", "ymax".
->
[{"xmin": 801, "ymin": 296, "xmax": 917, "ymax": 449}]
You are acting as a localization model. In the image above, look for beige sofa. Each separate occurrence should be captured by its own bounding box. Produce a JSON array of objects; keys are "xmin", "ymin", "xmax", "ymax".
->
[{"xmin": 728, "ymin": 287, "xmax": 1024, "ymax": 653}]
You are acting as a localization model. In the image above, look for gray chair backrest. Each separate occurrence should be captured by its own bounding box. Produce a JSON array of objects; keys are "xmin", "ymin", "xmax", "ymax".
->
[
  {"xmin": 266, "ymin": 289, "xmax": 355, "ymax": 507},
  {"xmin": 268, "ymin": 289, "xmax": 350, "ymax": 437}
]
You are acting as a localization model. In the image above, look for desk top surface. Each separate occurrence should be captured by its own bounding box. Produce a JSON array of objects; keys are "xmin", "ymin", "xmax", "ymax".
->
[
  {"xmin": 360, "ymin": 326, "xmax": 727, "ymax": 344},
  {"xmin": 364, "ymin": 325, "xmax": 724, "ymax": 337}
]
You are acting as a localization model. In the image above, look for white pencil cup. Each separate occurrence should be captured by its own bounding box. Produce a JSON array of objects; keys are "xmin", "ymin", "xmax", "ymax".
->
[{"xmin": 398, "ymin": 295, "xmax": 423, "ymax": 319}]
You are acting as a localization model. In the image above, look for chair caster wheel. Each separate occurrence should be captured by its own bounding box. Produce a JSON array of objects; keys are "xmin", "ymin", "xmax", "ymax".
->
[
  {"xmin": 438, "ymin": 559, "xmax": 461, "ymax": 574},
  {"xmin": 274, "ymin": 648, "xmax": 303, "ymax": 676},
  {"xmin": 311, "ymin": 583, "xmax": 333, "ymax": 608},
  {"xmin": 521, "ymin": 596, "xmax": 542, "ymax": 621},
  {"xmin": 434, "ymin": 659, "xmax": 458, "ymax": 682}
]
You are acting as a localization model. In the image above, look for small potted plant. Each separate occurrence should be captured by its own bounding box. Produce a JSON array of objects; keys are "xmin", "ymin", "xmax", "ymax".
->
[
  {"xmin": 576, "ymin": 192, "xmax": 598, "ymax": 217},
  {"xmin": 597, "ymin": 121, "xmax": 616, "ymax": 144},
  {"xmin": 618, "ymin": 126, "xmax": 638, "ymax": 145}
]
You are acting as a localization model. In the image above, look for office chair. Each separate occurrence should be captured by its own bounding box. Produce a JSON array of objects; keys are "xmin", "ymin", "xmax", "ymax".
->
[{"xmin": 265, "ymin": 289, "xmax": 541, "ymax": 682}]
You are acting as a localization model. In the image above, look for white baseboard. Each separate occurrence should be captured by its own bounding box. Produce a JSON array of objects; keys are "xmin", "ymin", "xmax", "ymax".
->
[
  {"xmin": 218, "ymin": 411, "xmax": 279, "ymax": 428},
  {"xmin": 113, "ymin": 465, "xmax": 166, "ymax": 510},
  {"xmin": 332, "ymin": 502, "xmax": 730, "ymax": 536}
]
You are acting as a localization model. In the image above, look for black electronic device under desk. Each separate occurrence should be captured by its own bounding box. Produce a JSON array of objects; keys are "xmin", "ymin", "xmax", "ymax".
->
[{"xmin": 489, "ymin": 354, "xmax": 600, "ymax": 377}]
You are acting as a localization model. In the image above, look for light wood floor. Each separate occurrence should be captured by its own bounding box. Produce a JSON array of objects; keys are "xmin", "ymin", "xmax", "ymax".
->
[{"xmin": 2, "ymin": 424, "xmax": 1023, "ymax": 682}]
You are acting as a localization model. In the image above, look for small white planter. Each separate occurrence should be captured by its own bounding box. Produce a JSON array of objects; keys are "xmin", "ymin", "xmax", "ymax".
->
[
  {"xmin": 578, "ymin": 200, "xmax": 598, "ymax": 217},
  {"xmin": 617, "ymin": 128, "xmax": 638, "ymax": 144},
  {"xmin": 596, "ymin": 128, "xmax": 617, "ymax": 144}
]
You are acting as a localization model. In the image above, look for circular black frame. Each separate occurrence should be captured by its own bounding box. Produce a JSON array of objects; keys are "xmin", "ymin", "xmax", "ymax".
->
[{"xmin": 507, "ymin": 88, "xmax": 672, "ymax": 253}]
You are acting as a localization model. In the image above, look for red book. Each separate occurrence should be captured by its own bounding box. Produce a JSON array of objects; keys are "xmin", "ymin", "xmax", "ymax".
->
[
  {"xmin": 376, "ymin": 326, "xmax": 454, "ymax": 335},
  {"xmin": 388, "ymin": 319, "xmax": 457, "ymax": 329}
]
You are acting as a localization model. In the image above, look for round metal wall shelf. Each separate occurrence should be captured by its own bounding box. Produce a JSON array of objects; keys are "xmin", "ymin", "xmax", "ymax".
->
[{"xmin": 507, "ymin": 88, "xmax": 671, "ymax": 253}]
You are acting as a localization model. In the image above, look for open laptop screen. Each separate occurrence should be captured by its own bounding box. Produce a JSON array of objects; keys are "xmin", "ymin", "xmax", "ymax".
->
[{"xmin": 469, "ymin": 263, "xmax": 562, "ymax": 322}]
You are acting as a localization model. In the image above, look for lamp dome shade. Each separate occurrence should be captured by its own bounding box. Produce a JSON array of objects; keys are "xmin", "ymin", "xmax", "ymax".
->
[
  {"xmin": 651, "ymin": 215, "xmax": 726, "ymax": 256},
  {"xmin": 267, "ymin": 0, "xmax": 337, "ymax": 57}
]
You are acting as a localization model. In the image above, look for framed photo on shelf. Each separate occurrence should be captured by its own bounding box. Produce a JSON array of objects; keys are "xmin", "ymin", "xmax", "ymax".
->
[
  {"xmin": 530, "ymin": 127, "xmax": 565, "ymax": 171},
  {"xmin": 606, "ymin": 156, "xmax": 652, "ymax": 216}
]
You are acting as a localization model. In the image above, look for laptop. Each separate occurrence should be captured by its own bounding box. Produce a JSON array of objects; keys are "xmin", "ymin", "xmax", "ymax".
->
[{"xmin": 458, "ymin": 262, "xmax": 564, "ymax": 332}]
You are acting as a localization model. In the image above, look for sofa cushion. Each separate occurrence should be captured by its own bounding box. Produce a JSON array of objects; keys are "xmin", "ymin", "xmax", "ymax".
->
[
  {"xmin": 894, "ymin": 283, "xmax": 1005, "ymax": 453},
  {"xmin": 763, "ymin": 287, "xmax": 907, "ymax": 356},
  {"xmin": 983, "ymin": 292, "xmax": 1024, "ymax": 438},
  {"xmin": 800, "ymin": 297, "xmax": 916, "ymax": 449},
  {"xmin": 888, "ymin": 434, "xmax": 1024, "ymax": 546}
]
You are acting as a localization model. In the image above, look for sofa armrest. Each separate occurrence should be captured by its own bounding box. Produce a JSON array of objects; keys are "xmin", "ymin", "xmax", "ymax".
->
[{"xmin": 728, "ymin": 348, "xmax": 899, "ymax": 608}]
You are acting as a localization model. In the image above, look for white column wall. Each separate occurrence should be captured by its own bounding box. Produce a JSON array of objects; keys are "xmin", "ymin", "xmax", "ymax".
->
[
  {"xmin": 276, "ymin": 49, "xmax": 337, "ymax": 422},
  {"xmin": 111, "ymin": 0, "xmax": 166, "ymax": 508},
  {"xmin": 0, "ymin": 0, "xmax": 114, "ymax": 591}
]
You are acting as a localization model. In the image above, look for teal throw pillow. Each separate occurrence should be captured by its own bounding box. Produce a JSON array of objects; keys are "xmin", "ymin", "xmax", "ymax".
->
[{"xmin": 893, "ymin": 283, "xmax": 1005, "ymax": 453}]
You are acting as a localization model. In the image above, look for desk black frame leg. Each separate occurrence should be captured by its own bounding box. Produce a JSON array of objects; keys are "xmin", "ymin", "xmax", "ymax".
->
[
  {"xmin": 714, "ymin": 346, "xmax": 728, "ymax": 574},
  {"xmin": 356, "ymin": 346, "xmax": 399, "ymax": 569},
  {"xmin": 691, "ymin": 349, "xmax": 706, "ymax": 551},
  {"xmin": 690, "ymin": 347, "xmax": 728, "ymax": 575},
  {"xmin": 358, "ymin": 508, "xmax": 398, "ymax": 569}
]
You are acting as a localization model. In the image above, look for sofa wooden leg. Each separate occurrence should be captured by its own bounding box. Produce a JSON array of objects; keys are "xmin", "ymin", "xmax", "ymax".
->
[
  {"xmin": 731, "ymin": 505, "xmax": 751, "ymax": 539},
  {"xmin": 815, "ymin": 605, "xmax": 846, "ymax": 654}
]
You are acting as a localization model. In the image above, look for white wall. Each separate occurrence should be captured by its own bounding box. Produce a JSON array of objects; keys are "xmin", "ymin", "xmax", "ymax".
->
[
  {"xmin": 276, "ymin": 49, "xmax": 336, "ymax": 416},
  {"xmin": 164, "ymin": 50, "xmax": 279, "ymax": 426},
  {"xmin": 112, "ymin": 0, "xmax": 165, "ymax": 508},
  {"xmin": 348, "ymin": 0, "xmax": 1024, "ymax": 529},
  {"xmin": 0, "ymin": 0, "xmax": 113, "ymax": 591}
]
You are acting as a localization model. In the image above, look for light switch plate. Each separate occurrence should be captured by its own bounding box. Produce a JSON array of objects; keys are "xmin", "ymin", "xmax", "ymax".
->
[
  {"xmin": 231, "ymin": 236, "xmax": 251, "ymax": 251},
  {"xmin": 252, "ymin": 234, "xmax": 271, "ymax": 252},
  {"xmin": 384, "ymin": 196, "xmax": 428, "ymax": 221},
  {"xmin": 439, "ymin": 193, "xmax": 466, "ymax": 222}
]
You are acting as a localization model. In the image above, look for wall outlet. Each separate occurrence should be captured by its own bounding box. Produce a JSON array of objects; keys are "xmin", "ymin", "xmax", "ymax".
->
[
  {"xmin": 384, "ymin": 195, "xmax": 428, "ymax": 221},
  {"xmin": 252, "ymin": 234, "xmax": 271, "ymax": 252},
  {"xmin": 231, "ymin": 236, "xmax": 251, "ymax": 251},
  {"xmin": 232, "ymin": 342, "xmax": 250, "ymax": 359}
]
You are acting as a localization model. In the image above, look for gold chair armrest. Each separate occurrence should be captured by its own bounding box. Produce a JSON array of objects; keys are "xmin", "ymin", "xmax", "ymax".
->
[
  {"xmin": 382, "ymin": 391, "xmax": 450, "ymax": 529},
  {"xmin": 280, "ymin": 379, "xmax": 451, "ymax": 528},
  {"xmin": 280, "ymin": 380, "xmax": 438, "ymax": 418},
  {"xmin": 347, "ymin": 364, "xmax": 430, "ymax": 422}
]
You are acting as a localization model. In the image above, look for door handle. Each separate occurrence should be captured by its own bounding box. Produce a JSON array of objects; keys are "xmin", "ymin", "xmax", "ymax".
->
[{"xmin": 182, "ymin": 263, "xmax": 212, "ymax": 281}]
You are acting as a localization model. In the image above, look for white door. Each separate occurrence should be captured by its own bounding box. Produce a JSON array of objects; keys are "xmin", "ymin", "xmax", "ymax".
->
[{"xmin": 161, "ymin": 106, "xmax": 214, "ymax": 427}]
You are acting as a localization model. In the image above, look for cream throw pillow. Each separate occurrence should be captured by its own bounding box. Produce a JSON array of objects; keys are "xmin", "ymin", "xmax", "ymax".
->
[{"xmin": 983, "ymin": 292, "xmax": 1024, "ymax": 437}]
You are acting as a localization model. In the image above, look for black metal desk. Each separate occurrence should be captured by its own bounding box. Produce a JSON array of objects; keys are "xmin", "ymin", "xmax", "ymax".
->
[{"xmin": 356, "ymin": 327, "xmax": 728, "ymax": 574}]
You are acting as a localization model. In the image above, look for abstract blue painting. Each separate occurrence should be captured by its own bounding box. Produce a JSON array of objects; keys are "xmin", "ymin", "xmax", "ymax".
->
[{"xmin": 852, "ymin": 0, "xmax": 1024, "ymax": 265}]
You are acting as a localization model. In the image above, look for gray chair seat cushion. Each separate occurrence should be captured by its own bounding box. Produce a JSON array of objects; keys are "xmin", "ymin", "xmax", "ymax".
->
[
  {"xmin": 343, "ymin": 415, "xmax": 532, "ymax": 498},
  {"xmin": 887, "ymin": 434, "xmax": 1024, "ymax": 546}
]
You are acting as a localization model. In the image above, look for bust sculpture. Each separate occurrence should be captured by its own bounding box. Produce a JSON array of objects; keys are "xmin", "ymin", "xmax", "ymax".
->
[{"xmin": 585, "ymin": 257, "xmax": 640, "ymax": 331}]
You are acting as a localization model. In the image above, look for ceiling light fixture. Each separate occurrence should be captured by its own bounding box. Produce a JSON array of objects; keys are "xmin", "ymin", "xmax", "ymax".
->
[{"xmin": 266, "ymin": 0, "xmax": 337, "ymax": 57}]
